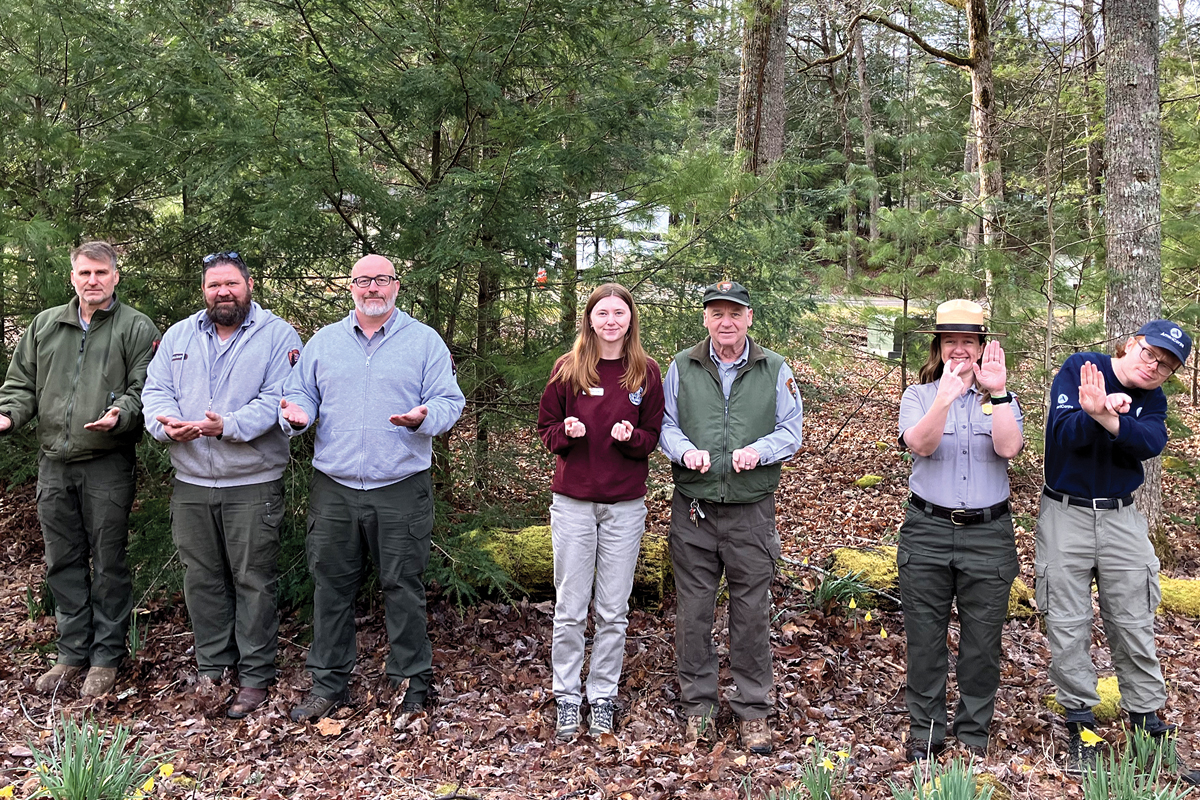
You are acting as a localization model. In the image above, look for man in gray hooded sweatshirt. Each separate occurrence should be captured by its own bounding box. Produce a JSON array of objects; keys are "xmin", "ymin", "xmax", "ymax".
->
[{"xmin": 143, "ymin": 252, "xmax": 302, "ymax": 719}]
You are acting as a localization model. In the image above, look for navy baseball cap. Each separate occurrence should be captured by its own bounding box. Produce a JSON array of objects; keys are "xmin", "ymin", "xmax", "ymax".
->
[
  {"xmin": 702, "ymin": 280, "xmax": 751, "ymax": 307},
  {"xmin": 1136, "ymin": 320, "xmax": 1192, "ymax": 365}
]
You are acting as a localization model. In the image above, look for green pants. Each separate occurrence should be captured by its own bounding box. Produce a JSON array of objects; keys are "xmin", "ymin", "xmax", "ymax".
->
[
  {"xmin": 305, "ymin": 470, "xmax": 434, "ymax": 702},
  {"xmin": 37, "ymin": 450, "xmax": 136, "ymax": 668},
  {"xmin": 668, "ymin": 490, "xmax": 779, "ymax": 720},
  {"xmin": 171, "ymin": 479, "xmax": 283, "ymax": 688},
  {"xmin": 1035, "ymin": 495, "xmax": 1165, "ymax": 715},
  {"xmin": 897, "ymin": 506, "xmax": 1018, "ymax": 747}
]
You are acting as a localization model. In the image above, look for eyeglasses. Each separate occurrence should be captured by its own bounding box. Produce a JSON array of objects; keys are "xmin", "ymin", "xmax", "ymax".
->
[
  {"xmin": 1135, "ymin": 339, "xmax": 1178, "ymax": 376},
  {"xmin": 350, "ymin": 275, "xmax": 397, "ymax": 288},
  {"xmin": 203, "ymin": 251, "xmax": 242, "ymax": 265}
]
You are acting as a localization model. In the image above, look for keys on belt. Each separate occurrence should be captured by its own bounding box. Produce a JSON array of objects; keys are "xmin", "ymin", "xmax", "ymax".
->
[{"xmin": 689, "ymin": 497, "xmax": 706, "ymax": 527}]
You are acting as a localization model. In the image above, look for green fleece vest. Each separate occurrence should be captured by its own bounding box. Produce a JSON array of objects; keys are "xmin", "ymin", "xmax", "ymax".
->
[{"xmin": 671, "ymin": 336, "xmax": 784, "ymax": 503}]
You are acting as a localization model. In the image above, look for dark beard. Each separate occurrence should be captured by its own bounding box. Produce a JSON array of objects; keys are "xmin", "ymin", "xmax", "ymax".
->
[{"xmin": 206, "ymin": 297, "xmax": 251, "ymax": 328}]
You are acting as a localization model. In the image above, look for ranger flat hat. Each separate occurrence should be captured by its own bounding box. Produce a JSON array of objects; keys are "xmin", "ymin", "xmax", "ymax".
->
[
  {"xmin": 915, "ymin": 299, "xmax": 1004, "ymax": 336},
  {"xmin": 702, "ymin": 280, "xmax": 751, "ymax": 307}
]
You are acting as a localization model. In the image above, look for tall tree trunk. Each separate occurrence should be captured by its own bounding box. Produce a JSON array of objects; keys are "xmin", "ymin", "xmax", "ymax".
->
[
  {"xmin": 962, "ymin": 105, "xmax": 983, "ymax": 255},
  {"xmin": 966, "ymin": 0, "xmax": 1003, "ymax": 297},
  {"xmin": 735, "ymin": 0, "xmax": 789, "ymax": 174},
  {"xmin": 1104, "ymin": 0, "xmax": 1164, "ymax": 531},
  {"xmin": 1080, "ymin": 0, "xmax": 1102, "ymax": 308},
  {"xmin": 853, "ymin": 25, "xmax": 878, "ymax": 244},
  {"xmin": 842, "ymin": 74, "xmax": 856, "ymax": 277}
]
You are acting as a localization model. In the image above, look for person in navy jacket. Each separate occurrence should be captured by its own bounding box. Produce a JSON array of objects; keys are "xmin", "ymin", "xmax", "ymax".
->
[{"xmin": 1038, "ymin": 320, "xmax": 1192, "ymax": 773}]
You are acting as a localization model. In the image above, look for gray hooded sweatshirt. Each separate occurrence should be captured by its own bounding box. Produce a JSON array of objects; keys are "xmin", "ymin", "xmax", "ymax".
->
[{"xmin": 143, "ymin": 302, "xmax": 303, "ymax": 487}]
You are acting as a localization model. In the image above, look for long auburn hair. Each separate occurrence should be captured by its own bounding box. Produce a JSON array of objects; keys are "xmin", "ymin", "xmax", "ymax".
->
[
  {"xmin": 917, "ymin": 332, "xmax": 986, "ymax": 388},
  {"xmin": 550, "ymin": 283, "xmax": 649, "ymax": 394}
]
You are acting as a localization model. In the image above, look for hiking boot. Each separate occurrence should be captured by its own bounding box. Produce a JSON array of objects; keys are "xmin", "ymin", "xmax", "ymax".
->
[
  {"xmin": 589, "ymin": 700, "xmax": 618, "ymax": 736},
  {"xmin": 80, "ymin": 667, "xmax": 117, "ymax": 697},
  {"xmin": 907, "ymin": 739, "xmax": 945, "ymax": 763},
  {"xmin": 226, "ymin": 687, "xmax": 268, "ymax": 719},
  {"xmin": 395, "ymin": 701, "xmax": 425, "ymax": 730},
  {"xmin": 289, "ymin": 692, "xmax": 341, "ymax": 723},
  {"xmin": 740, "ymin": 717, "xmax": 773, "ymax": 754},
  {"xmin": 1130, "ymin": 711, "xmax": 1177, "ymax": 738},
  {"xmin": 35, "ymin": 663, "xmax": 83, "ymax": 694},
  {"xmin": 685, "ymin": 713, "xmax": 715, "ymax": 745},
  {"xmin": 1066, "ymin": 721, "xmax": 1104, "ymax": 775},
  {"xmin": 556, "ymin": 700, "xmax": 580, "ymax": 741},
  {"xmin": 961, "ymin": 742, "xmax": 987, "ymax": 761}
]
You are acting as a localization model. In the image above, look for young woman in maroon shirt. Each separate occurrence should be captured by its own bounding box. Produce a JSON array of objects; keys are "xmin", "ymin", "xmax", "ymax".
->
[{"xmin": 537, "ymin": 283, "xmax": 664, "ymax": 741}]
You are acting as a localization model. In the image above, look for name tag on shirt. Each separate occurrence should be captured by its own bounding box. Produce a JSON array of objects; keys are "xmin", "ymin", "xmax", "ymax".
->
[{"xmin": 587, "ymin": 387, "xmax": 604, "ymax": 397}]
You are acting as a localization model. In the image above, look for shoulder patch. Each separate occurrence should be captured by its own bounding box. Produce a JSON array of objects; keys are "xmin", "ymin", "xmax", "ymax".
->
[
  {"xmin": 786, "ymin": 377, "xmax": 798, "ymax": 399},
  {"xmin": 288, "ymin": 348, "xmax": 300, "ymax": 367}
]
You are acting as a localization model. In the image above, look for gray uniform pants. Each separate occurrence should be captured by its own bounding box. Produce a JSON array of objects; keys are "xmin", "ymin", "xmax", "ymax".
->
[
  {"xmin": 1035, "ymin": 494, "xmax": 1165, "ymax": 714},
  {"xmin": 305, "ymin": 470, "xmax": 434, "ymax": 702},
  {"xmin": 37, "ymin": 450, "xmax": 136, "ymax": 668},
  {"xmin": 897, "ymin": 506, "xmax": 1018, "ymax": 747},
  {"xmin": 171, "ymin": 479, "xmax": 283, "ymax": 688},
  {"xmin": 668, "ymin": 490, "xmax": 779, "ymax": 720}
]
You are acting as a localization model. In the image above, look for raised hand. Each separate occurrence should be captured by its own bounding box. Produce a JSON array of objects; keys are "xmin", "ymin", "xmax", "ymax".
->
[
  {"xmin": 936, "ymin": 361, "xmax": 970, "ymax": 404},
  {"xmin": 973, "ymin": 340, "xmax": 1007, "ymax": 396},
  {"xmin": 1077, "ymin": 362, "xmax": 1110, "ymax": 417}
]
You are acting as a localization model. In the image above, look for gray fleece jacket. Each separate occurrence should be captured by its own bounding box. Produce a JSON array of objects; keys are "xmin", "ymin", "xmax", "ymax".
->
[
  {"xmin": 280, "ymin": 309, "xmax": 464, "ymax": 490},
  {"xmin": 143, "ymin": 303, "xmax": 303, "ymax": 487}
]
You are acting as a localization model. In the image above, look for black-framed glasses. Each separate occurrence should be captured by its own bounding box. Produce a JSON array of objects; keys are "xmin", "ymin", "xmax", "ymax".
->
[
  {"xmin": 350, "ymin": 275, "xmax": 397, "ymax": 288},
  {"xmin": 203, "ymin": 251, "xmax": 242, "ymax": 265},
  {"xmin": 1135, "ymin": 339, "xmax": 1179, "ymax": 376}
]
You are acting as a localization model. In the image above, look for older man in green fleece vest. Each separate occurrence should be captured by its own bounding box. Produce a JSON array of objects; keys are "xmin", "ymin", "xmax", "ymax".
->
[{"xmin": 660, "ymin": 280, "xmax": 803, "ymax": 755}]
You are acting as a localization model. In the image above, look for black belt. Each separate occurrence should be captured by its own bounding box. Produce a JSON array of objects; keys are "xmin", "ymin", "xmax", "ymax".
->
[
  {"xmin": 909, "ymin": 494, "xmax": 1009, "ymax": 526},
  {"xmin": 1042, "ymin": 486, "xmax": 1134, "ymax": 510}
]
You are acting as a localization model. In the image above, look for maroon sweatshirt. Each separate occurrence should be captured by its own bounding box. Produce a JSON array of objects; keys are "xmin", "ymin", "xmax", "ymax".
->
[{"xmin": 537, "ymin": 357, "xmax": 665, "ymax": 503}]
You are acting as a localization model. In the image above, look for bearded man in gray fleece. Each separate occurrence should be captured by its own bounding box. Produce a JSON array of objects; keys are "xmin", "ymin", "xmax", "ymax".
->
[
  {"xmin": 280, "ymin": 254, "xmax": 465, "ymax": 725},
  {"xmin": 143, "ymin": 251, "xmax": 302, "ymax": 718}
]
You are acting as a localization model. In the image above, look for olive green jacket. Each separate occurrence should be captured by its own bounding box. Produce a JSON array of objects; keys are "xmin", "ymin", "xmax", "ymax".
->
[{"xmin": 0, "ymin": 297, "xmax": 160, "ymax": 462}]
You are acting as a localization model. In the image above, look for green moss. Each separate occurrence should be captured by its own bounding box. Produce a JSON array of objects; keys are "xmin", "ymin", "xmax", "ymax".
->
[
  {"xmin": 1007, "ymin": 578, "xmax": 1035, "ymax": 619},
  {"xmin": 855, "ymin": 474, "xmax": 883, "ymax": 488},
  {"xmin": 1159, "ymin": 575, "xmax": 1200, "ymax": 618},
  {"xmin": 829, "ymin": 546, "xmax": 898, "ymax": 590},
  {"xmin": 1044, "ymin": 676, "xmax": 1122, "ymax": 721}
]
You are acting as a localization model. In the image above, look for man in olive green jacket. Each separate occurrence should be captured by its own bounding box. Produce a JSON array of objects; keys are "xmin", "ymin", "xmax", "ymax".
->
[{"xmin": 0, "ymin": 241, "xmax": 160, "ymax": 698}]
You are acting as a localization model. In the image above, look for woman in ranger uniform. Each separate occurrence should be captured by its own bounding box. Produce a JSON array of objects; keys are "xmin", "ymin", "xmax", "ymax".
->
[{"xmin": 896, "ymin": 300, "xmax": 1023, "ymax": 762}]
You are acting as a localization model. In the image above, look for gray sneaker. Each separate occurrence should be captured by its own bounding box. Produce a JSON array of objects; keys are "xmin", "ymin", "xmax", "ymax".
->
[
  {"xmin": 589, "ymin": 700, "xmax": 618, "ymax": 736},
  {"xmin": 556, "ymin": 700, "xmax": 580, "ymax": 741}
]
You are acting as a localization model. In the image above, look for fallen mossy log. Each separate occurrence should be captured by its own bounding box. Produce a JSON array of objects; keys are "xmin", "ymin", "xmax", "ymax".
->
[
  {"xmin": 470, "ymin": 526, "xmax": 672, "ymax": 608},
  {"xmin": 828, "ymin": 546, "xmax": 1035, "ymax": 619}
]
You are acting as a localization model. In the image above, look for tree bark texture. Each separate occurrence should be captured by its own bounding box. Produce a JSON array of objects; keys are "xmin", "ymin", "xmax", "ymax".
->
[
  {"xmin": 966, "ymin": 0, "xmax": 1003, "ymax": 252},
  {"xmin": 853, "ymin": 26, "xmax": 878, "ymax": 244},
  {"xmin": 735, "ymin": 0, "xmax": 789, "ymax": 174},
  {"xmin": 1103, "ymin": 0, "xmax": 1163, "ymax": 529}
]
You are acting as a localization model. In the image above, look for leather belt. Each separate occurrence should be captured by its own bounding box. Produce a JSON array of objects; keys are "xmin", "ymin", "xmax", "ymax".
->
[
  {"xmin": 909, "ymin": 494, "xmax": 1010, "ymax": 526},
  {"xmin": 1042, "ymin": 486, "xmax": 1134, "ymax": 511}
]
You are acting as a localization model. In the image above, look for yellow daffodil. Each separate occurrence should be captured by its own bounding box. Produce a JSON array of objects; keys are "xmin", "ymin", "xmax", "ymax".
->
[
  {"xmin": 849, "ymin": 598, "xmax": 857, "ymax": 609},
  {"xmin": 821, "ymin": 757, "xmax": 836, "ymax": 771},
  {"xmin": 1080, "ymin": 728, "xmax": 1103, "ymax": 746},
  {"xmin": 142, "ymin": 776, "xmax": 155, "ymax": 792},
  {"xmin": 805, "ymin": 736, "xmax": 815, "ymax": 745},
  {"xmin": 864, "ymin": 611, "xmax": 872, "ymax": 623},
  {"xmin": 836, "ymin": 750, "xmax": 850, "ymax": 759},
  {"xmin": 880, "ymin": 627, "xmax": 888, "ymax": 639},
  {"xmin": 1, "ymin": 784, "xmax": 14, "ymax": 797},
  {"xmin": 803, "ymin": 557, "xmax": 809, "ymax": 566},
  {"xmin": 158, "ymin": 764, "xmax": 174, "ymax": 778}
]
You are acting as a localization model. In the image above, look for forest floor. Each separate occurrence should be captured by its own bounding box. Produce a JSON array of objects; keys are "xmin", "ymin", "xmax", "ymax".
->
[{"xmin": 1, "ymin": 357, "xmax": 1199, "ymax": 799}]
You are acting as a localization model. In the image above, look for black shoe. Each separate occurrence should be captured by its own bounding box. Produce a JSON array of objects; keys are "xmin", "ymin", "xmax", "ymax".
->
[
  {"xmin": 1065, "ymin": 722, "xmax": 1104, "ymax": 775},
  {"xmin": 1129, "ymin": 711, "xmax": 1177, "ymax": 738},
  {"xmin": 1181, "ymin": 770, "xmax": 1200, "ymax": 786},
  {"xmin": 961, "ymin": 742, "xmax": 987, "ymax": 760},
  {"xmin": 908, "ymin": 739, "xmax": 945, "ymax": 763},
  {"xmin": 289, "ymin": 692, "xmax": 342, "ymax": 723}
]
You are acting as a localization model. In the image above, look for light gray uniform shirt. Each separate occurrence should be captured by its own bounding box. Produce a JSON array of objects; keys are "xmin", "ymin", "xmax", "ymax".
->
[{"xmin": 898, "ymin": 380, "xmax": 1022, "ymax": 509}]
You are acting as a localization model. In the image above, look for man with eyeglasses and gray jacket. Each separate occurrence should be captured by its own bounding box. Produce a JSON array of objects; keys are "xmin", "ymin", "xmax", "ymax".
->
[
  {"xmin": 280, "ymin": 254, "xmax": 464, "ymax": 725},
  {"xmin": 142, "ymin": 251, "xmax": 302, "ymax": 719}
]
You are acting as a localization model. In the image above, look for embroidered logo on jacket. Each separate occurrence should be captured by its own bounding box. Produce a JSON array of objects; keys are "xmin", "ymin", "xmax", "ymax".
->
[{"xmin": 628, "ymin": 387, "xmax": 644, "ymax": 406}]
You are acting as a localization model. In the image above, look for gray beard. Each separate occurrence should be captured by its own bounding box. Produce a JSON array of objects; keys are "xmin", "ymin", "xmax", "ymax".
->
[{"xmin": 355, "ymin": 296, "xmax": 395, "ymax": 318}]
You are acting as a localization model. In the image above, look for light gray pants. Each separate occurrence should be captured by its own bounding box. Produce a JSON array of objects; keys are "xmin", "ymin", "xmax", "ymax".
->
[
  {"xmin": 550, "ymin": 493, "xmax": 647, "ymax": 705},
  {"xmin": 1035, "ymin": 494, "xmax": 1166, "ymax": 714}
]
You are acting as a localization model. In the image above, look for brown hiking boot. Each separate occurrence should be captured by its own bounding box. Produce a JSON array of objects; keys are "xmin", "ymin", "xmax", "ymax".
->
[
  {"xmin": 289, "ymin": 692, "xmax": 341, "ymax": 723},
  {"xmin": 739, "ymin": 717, "xmax": 773, "ymax": 754},
  {"xmin": 35, "ymin": 663, "xmax": 83, "ymax": 694},
  {"xmin": 80, "ymin": 666, "xmax": 117, "ymax": 697},
  {"xmin": 227, "ymin": 687, "xmax": 268, "ymax": 719},
  {"xmin": 685, "ymin": 713, "xmax": 715, "ymax": 745}
]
